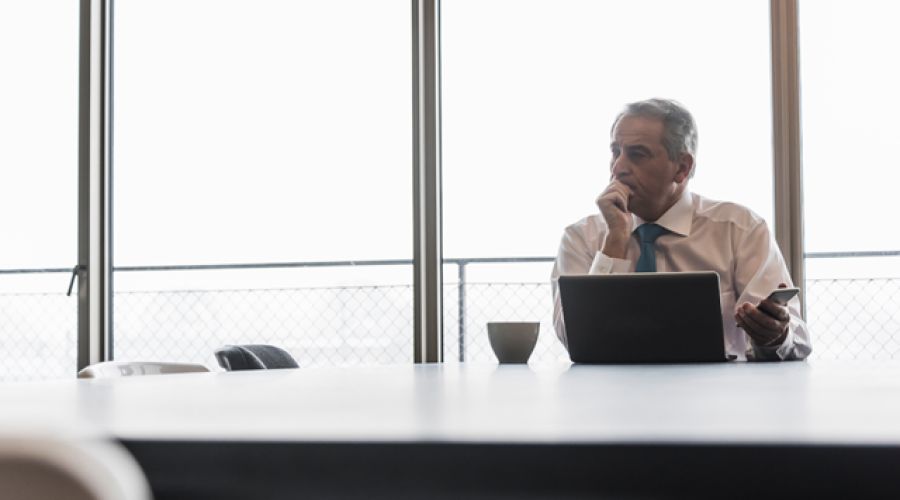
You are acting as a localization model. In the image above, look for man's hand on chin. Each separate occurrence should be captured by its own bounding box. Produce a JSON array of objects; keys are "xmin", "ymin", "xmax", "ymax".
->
[
  {"xmin": 596, "ymin": 180, "xmax": 633, "ymax": 259},
  {"xmin": 735, "ymin": 284, "xmax": 792, "ymax": 349}
]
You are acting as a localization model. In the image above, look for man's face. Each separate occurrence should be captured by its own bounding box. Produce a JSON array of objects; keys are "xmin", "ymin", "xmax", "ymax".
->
[{"xmin": 609, "ymin": 114, "xmax": 689, "ymax": 221}]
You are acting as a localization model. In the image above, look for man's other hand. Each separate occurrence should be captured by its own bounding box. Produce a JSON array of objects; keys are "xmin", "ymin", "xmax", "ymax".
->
[
  {"xmin": 735, "ymin": 283, "xmax": 792, "ymax": 348},
  {"xmin": 596, "ymin": 180, "xmax": 633, "ymax": 259}
]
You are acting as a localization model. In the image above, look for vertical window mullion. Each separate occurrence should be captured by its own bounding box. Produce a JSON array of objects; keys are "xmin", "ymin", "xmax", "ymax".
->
[
  {"xmin": 77, "ymin": 0, "xmax": 112, "ymax": 372},
  {"xmin": 412, "ymin": 0, "xmax": 442, "ymax": 363},
  {"xmin": 770, "ymin": 0, "xmax": 805, "ymax": 317}
]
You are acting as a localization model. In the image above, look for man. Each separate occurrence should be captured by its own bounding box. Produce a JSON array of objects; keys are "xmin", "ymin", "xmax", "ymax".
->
[{"xmin": 551, "ymin": 98, "xmax": 811, "ymax": 361}]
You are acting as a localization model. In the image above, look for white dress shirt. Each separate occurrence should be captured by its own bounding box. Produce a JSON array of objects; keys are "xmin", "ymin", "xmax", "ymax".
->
[{"xmin": 551, "ymin": 190, "xmax": 812, "ymax": 361}]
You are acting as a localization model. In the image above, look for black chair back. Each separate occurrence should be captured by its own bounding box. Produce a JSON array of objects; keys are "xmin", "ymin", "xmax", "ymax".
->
[{"xmin": 214, "ymin": 344, "xmax": 299, "ymax": 371}]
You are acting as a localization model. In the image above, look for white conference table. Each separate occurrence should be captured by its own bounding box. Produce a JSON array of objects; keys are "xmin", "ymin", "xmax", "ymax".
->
[{"xmin": 3, "ymin": 360, "xmax": 900, "ymax": 499}]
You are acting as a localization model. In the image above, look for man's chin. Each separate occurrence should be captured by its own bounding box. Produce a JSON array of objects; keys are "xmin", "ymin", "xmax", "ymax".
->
[
  {"xmin": 628, "ymin": 202, "xmax": 653, "ymax": 221},
  {"xmin": 626, "ymin": 197, "xmax": 641, "ymax": 212}
]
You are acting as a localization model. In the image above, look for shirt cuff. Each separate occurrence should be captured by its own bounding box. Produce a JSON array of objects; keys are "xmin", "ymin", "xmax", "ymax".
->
[
  {"xmin": 751, "ymin": 327, "xmax": 795, "ymax": 361},
  {"xmin": 589, "ymin": 251, "xmax": 631, "ymax": 274}
]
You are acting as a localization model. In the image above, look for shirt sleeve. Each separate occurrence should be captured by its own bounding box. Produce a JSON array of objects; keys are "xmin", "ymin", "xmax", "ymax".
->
[
  {"xmin": 589, "ymin": 252, "xmax": 632, "ymax": 274},
  {"xmin": 551, "ymin": 226, "xmax": 593, "ymax": 349},
  {"xmin": 733, "ymin": 219, "xmax": 812, "ymax": 361},
  {"xmin": 551, "ymin": 222, "xmax": 631, "ymax": 349}
]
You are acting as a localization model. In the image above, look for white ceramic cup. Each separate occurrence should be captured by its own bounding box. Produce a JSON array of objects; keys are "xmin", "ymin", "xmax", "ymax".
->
[{"xmin": 487, "ymin": 322, "xmax": 540, "ymax": 364}]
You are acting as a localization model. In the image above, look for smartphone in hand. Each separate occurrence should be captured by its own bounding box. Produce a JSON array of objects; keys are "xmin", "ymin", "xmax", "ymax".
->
[
  {"xmin": 764, "ymin": 287, "xmax": 800, "ymax": 306},
  {"xmin": 736, "ymin": 288, "xmax": 800, "ymax": 327},
  {"xmin": 756, "ymin": 287, "xmax": 800, "ymax": 320}
]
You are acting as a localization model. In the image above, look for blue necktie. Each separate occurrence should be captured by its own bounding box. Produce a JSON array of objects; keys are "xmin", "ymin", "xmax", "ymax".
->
[{"xmin": 635, "ymin": 224, "xmax": 664, "ymax": 273}]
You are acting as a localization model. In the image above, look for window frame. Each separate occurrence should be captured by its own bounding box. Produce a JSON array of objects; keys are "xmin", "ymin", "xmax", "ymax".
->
[{"xmin": 76, "ymin": 0, "xmax": 804, "ymax": 371}]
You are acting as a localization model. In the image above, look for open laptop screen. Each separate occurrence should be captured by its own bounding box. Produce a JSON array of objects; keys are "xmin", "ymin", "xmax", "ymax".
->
[{"xmin": 558, "ymin": 272, "xmax": 727, "ymax": 363}]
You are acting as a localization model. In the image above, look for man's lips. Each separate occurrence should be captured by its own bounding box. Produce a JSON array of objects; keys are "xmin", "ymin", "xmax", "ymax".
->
[{"xmin": 612, "ymin": 176, "xmax": 635, "ymax": 190}]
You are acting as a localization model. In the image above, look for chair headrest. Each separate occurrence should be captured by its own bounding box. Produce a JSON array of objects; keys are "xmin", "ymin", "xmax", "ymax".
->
[{"xmin": 214, "ymin": 345, "xmax": 299, "ymax": 371}]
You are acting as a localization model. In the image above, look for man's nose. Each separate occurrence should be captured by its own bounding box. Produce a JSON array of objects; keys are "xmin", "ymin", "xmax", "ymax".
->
[{"xmin": 610, "ymin": 156, "xmax": 629, "ymax": 178}]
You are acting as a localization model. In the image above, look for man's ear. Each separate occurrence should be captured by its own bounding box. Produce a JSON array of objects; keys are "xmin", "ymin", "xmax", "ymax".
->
[{"xmin": 674, "ymin": 153, "xmax": 694, "ymax": 183}]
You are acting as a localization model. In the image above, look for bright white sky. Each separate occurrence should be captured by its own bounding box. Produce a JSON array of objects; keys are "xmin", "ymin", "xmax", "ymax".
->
[{"xmin": 2, "ymin": 0, "xmax": 899, "ymax": 294}]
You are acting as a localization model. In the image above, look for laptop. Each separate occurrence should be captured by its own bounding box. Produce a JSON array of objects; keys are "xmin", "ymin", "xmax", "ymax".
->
[{"xmin": 558, "ymin": 272, "xmax": 731, "ymax": 363}]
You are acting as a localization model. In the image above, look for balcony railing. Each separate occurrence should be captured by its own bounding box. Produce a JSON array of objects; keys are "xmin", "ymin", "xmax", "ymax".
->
[{"xmin": 2, "ymin": 253, "xmax": 899, "ymax": 382}]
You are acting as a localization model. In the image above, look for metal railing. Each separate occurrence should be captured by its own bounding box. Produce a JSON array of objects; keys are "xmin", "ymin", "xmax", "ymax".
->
[
  {"xmin": 2, "ymin": 253, "xmax": 899, "ymax": 381},
  {"xmin": 125, "ymin": 258, "xmax": 562, "ymax": 366}
]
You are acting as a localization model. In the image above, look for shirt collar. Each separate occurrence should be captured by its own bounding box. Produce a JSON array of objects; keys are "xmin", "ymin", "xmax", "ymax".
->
[{"xmin": 632, "ymin": 189, "xmax": 693, "ymax": 237}]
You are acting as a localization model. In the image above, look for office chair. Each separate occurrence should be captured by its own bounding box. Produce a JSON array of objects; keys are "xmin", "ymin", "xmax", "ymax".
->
[
  {"xmin": 78, "ymin": 361, "xmax": 210, "ymax": 379},
  {"xmin": 0, "ymin": 434, "xmax": 152, "ymax": 500},
  {"xmin": 214, "ymin": 344, "xmax": 300, "ymax": 371}
]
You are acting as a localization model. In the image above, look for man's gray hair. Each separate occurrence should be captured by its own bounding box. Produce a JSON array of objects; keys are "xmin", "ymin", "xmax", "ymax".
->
[{"xmin": 611, "ymin": 98, "xmax": 698, "ymax": 177}]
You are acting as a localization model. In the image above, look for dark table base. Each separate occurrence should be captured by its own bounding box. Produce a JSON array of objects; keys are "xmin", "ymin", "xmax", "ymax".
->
[{"xmin": 123, "ymin": 440, "xmax": 900, "ymax": 500}]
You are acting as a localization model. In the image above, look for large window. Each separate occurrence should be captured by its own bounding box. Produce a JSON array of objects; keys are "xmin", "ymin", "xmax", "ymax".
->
[
  {"xmin": 0, "ymin": 1, "xmax": 79, "ymax": 381},
  {"xmin": 7, "ymin": 2, "xmax": 900, "ymax": 380},
  {"xmin": 800, "ymin": 0, "xmax": 900, "ymax": 360},
  {"xmin": 442, "ymin": 0, "xmax": 774, "ymax": 363},
  {"xmin": 113, "ymin": 0, "xmax": 412, "ymax": 369}
]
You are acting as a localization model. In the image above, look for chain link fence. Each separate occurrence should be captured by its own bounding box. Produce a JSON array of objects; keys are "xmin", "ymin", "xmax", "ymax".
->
[
  {"xmin": 2, "ymin": 276, "xmax": 900, "ymax": 382},
  {"xmin": 806, "ymin": 278, "xmax": 900, "ymax": 360},
  {"xmin": 114, "ymin": 286, "xmax": 415, "ymax": 370},
  {"xmin": 0, "ymin": 293, "xmax": 77, "ymax": 381}
]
